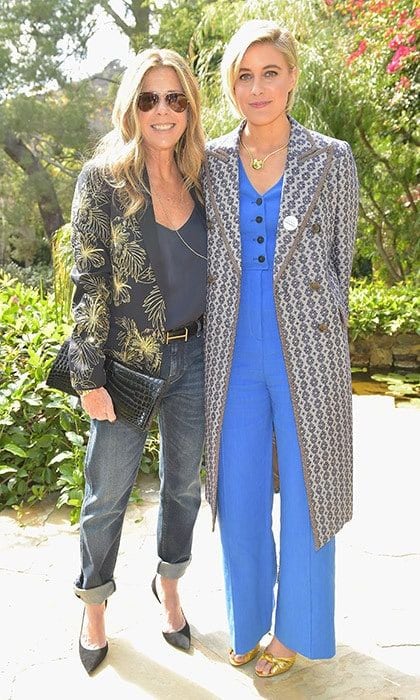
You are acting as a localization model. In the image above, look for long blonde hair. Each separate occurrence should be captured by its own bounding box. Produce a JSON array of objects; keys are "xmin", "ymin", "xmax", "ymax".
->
[
  {"xmin": 221, "ymin": 20, "xmax": 299, "ymax": 117},
  {"xmin": 94, "ymin": 49, "xmax": 205, "ymax": 217}
]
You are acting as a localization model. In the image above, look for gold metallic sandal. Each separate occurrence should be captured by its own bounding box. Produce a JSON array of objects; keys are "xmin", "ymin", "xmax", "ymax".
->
[
  {"xmin": 229, "ymin": 644, "xmax": 261, "ymax": 667},
  {"xmin": 255, "ymin": 650, "xmax": 297, "ymax": 677}
]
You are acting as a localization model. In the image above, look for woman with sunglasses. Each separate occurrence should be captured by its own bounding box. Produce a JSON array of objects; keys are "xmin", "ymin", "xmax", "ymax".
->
[
  {"xmin": 203, "ymin": 21, "xmax": 359, "ymax": 677},
  {"xmin": 69, "ymin": 49, "xmax": 206, "ymax": 673}
]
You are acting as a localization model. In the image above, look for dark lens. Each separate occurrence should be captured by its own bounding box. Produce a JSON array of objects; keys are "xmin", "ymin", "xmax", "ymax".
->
[
  {"xmin": 137, "ymin": 92, "xmax": 158, "ymax": 112},
  {"xmin": 166, "ymin": 93, "xmax": 188, "ymax": 113}
]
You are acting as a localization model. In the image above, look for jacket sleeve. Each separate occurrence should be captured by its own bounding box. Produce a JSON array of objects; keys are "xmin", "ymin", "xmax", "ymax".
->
[
  {"xmin": 330, "ymin": 142, "xmax": 359, "ymax": 322},
  {"xmin": 68, "ymin": 165, "xmax": 113, "ymax": 392}
]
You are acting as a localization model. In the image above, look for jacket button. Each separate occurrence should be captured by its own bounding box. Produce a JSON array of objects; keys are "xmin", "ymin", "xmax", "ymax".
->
[
  {"xmin": 256, "ymin": 197, "xmax": 262, "ymax": 205},
  {"xmin": 318, "ymin": 323, "xmax": 329, "ymax": 332},
  {"xmin": 258, "ymin": 255, "xmax": 265, "ymax": 263},
  {"xmin": 309, "ymin": 280, "xmax": 321, "ymax": 292},
  {"xmin": 207, "ymin": 274, "xmax": 216, "ymax": 284},
  {"xmin": 312, "ymin": 223, "xmax": 321, "ymax": 233},
  {"xmin": 256, "ymin": 215, "xmax": 263, "ymax": 223},
  {"xmin": 257, "ymin": 236, "xmax": 264, "ymax": 243}
]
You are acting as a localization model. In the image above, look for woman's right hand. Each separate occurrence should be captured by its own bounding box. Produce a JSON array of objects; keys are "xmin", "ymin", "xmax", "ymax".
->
[{"xmin": 80, "ymin": 387, "xmax": 116, "ymax": 422}]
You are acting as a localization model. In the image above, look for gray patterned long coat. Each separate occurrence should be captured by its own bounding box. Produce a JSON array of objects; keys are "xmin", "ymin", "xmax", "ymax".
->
[{"xmin": 202, "ymin": 117, "xmax": 359, "ymax": 549}]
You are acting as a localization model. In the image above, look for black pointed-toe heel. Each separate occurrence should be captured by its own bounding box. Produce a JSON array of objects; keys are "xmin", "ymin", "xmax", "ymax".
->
[
  {"xmin": 151, "ymin": 575, "xmax": 191, "ymax": 651},
  {"xmin": 79, "ymin": 602, "xmax": 108, "ymax": 674}
]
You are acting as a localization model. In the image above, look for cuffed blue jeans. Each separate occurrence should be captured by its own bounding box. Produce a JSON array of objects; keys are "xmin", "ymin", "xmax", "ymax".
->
[{"xmin": 74, "ymin": 333, "xmax": 205, "ymax": 604}]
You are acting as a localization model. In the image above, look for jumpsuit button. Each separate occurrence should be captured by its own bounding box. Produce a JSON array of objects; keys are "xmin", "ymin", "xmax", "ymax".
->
[
  {"xmin": 207, "ymin": 274, "xmax": 216, "ymax": 284},
  {"xmin": 312, "ymin": 223, "xmax": 321, "ymax": 233},
  {"xmin": 258, "ymin": 255, "xmax": 265, "ymax": 263},
  {"xmin": 318, "ymin": 323, "xmax": 329, "ymax": 332},
  {"xmin": 257, "ymin": 236, "xmax": 264, "ymax": 243},
  {"xmin": 256, "ymin": 197, "xmax": 263, "ymax": 205},
  {"xmin": 256, "ymin": 215, "xmax": 263, "ymax": 223}
]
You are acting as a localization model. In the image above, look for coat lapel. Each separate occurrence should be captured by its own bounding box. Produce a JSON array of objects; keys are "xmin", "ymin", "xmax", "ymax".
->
[
  {"xmin": 273, "ymin": 118, "xmax": 334, "ymax": 282},
  {"xmin": 206, "ymin": 118, "xmax": 335, "ymax": 279},
  {"xmin": 205, "ymin": 129, "xmax": 242, "ymax": 275}
]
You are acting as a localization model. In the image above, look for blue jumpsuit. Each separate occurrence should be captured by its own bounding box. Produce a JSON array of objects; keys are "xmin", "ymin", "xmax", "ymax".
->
[{"xmin": 217, "ymin": 160, "xmax": 335, "ymax": 659}]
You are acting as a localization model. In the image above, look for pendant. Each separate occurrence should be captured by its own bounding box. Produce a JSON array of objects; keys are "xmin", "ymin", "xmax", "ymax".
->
[{"xmin": 251, "ymin": 158, "xmax": 264, "ymax": 170}]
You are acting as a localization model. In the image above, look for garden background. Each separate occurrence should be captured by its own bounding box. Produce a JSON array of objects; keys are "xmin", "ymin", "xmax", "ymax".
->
[{"xmin": 0, "ymin": 0, "xmax": 418, "ymax": 521}]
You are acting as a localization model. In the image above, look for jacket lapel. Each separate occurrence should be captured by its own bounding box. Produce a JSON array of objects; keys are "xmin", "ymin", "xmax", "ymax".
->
[
  {"xmin": 273, "ymin": 118, "xmax": 334, "ymax": 281},
  {"xmin": 206, "ymin": 119, "xmax": 335, "ymax": 279},
  {"xmin": 205, "ymin": 129, "xmax": 242, "ymax": 275}
]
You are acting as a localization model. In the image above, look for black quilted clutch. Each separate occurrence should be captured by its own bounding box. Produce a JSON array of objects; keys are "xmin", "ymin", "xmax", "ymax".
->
[{"xmin": 46, "ymin": 340, "xmax": 165, "ymax": 431}]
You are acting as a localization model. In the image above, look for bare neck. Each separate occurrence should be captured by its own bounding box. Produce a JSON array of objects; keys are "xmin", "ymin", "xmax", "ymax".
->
[
  {"xmin": 145, "ymin": 147, "xmax": 181, "ymax": 183},
  {"xmin": 243, "ymin": 114, "xmax": 291, "ymax": 151}
]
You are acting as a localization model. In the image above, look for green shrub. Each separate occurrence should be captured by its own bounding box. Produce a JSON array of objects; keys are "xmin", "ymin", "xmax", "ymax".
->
[
  {"xmin": 349, "ymin": 279, "xmax": 420, "ymax": 340},
  {"xmin": 1, "ymin": 262, "xmax": 54, "ymax": 292},
  {"xmin": 0, "ymin": 271, "xmax": 159, "ymax": 523}
]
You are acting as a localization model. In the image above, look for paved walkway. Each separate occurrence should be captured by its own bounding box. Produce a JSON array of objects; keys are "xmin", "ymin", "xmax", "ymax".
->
[{"xmin": 1, "ymin": 395, "xmax": 419, "ymax": 699}]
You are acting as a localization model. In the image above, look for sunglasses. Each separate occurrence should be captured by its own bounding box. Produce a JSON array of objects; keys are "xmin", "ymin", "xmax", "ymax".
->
[{"xmin": 137, "ymin": 91, "xmax": 188, "ymax": 113}]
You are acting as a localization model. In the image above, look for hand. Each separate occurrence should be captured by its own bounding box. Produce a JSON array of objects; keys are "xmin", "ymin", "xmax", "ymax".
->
[{"xmin": 81, "ymin": 387, "xmax": 116, "ymax": 422}]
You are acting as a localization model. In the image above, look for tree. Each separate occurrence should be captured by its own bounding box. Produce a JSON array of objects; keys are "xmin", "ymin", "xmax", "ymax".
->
[
  {"xmin": 323, "ymin": 0, "xmax": 419, "ymax": 282},
  {"xmin": 0, "ymin": 0, "xmax": 151, "ymax": 256}
]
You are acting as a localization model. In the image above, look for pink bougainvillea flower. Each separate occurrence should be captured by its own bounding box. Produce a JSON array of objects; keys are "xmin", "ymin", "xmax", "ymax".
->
[
  {"xmin": 396, "ymin": 76, "xmax": 411, "ymax": 90},
  {"xmin": 346, "ymin": 39, "xmax": 368, "ymax": 65},
  {"xmin": 371, "ymin": 1, "xmax": 387, "ymax": 13},
  {"xmin": 398, "ymin": 10, "xmax": 409, "ymax": 27},
  {"xmin": 389, "ymin": 34, "xmax": 403, "ymax": 50},
  {"xmin": 387, "ymin": 45, "xmax": 415, "ymax": 73}
]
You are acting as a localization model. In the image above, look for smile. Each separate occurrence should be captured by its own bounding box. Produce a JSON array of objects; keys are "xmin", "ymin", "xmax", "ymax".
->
[{"xmin": 151, "ymin": 124, "xmax": 176, "ymax": 131}]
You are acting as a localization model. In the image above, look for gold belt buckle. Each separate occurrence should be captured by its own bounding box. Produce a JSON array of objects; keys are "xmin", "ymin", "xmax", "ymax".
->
[{"xmin": 165, "ymin": 327, "xmax": 189, "ymax": 343}]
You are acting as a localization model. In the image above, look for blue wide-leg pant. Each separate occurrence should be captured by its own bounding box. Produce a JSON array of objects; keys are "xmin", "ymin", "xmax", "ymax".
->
[{"xmin": 217, "ymin": 267, "xmax": 335, "ymax": 659}]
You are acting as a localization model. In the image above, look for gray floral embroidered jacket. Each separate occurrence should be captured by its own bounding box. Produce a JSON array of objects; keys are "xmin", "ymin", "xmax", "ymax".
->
[{"xmin": 69, "ymin": 163, "xmax": 203, "ymax": 392}]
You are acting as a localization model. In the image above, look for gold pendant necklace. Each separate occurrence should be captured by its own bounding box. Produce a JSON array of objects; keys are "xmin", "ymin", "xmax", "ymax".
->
[{"xmin": 240, "ymin": 137, "xmax": 289, "ymax": 170}]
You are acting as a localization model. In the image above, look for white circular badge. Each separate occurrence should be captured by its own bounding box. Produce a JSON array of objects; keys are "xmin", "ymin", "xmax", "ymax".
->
[{"xmin": 283, "ymin": 215, "xmax": 299, "ymax": 231}]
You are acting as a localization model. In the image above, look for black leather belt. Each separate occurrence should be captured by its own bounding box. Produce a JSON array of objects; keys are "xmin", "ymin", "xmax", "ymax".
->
[{"xmin": 165, "ymin": 315, "xmax": 204, "ymax": 343}]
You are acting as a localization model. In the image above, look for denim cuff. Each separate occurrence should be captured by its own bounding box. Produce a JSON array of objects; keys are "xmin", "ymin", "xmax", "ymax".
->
[
  {"xmin": 74, "ymin": 579, "xmax": 116, "ymax": 604},
  {"xmin": 157, "ymin": 556, "xmax": 191, "ymax": 579}
]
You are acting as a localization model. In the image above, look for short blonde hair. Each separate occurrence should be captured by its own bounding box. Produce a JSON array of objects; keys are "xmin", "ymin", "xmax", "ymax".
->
[
  {"xmin": 221, "ymin": 19, "xmax": 299, "ymax": 117},
  {"xmin": 95, "ymin": 49, "xmax": 204, "ymax": 216}
]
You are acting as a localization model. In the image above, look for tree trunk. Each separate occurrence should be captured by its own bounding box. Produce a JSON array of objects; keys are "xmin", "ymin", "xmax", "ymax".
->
[
  {"xmin": 99, "ymin": 0, "xmax": 150, "ymax": 52},
  {"xmin": 2, "ymin": 130, "xmax": 64, "ymax": 240}
]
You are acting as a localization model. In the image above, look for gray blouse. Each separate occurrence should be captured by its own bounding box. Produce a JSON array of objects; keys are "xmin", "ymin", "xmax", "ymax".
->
[{"xmin": 155, "ymin": 204, "xmax": 207, "ymax": 330}]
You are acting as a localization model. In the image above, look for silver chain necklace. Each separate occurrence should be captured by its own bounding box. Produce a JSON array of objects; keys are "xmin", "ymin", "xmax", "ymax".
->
[{"xmin": 152, "ymin": 186, "xmax": 207, "ymax": 261}]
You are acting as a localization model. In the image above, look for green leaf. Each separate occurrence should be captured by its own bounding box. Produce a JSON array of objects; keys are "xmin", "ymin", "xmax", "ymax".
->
[
  {"xmin": 48, "ymin": 451, "xmax": 73, "ymax": 465},
  {"xmin": 65, "ymin": 431, "xmax": 84, "ymax": 446},
  {"xmin": 3, "ymin": 444, "xmax": 27, "ymax": 458},
  {"xmin": 0, "ymin": 466, "xmax": 18, "ymax": 475}
]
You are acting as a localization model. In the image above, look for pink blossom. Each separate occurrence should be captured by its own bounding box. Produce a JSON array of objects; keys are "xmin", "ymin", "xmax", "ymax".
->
[
  {"xmin": 371, "ymin": 1, "xmax": 387, "ymax": 13},
  {"xmin": 389, "ymin": 34, "xmax": 403, "ymax": 50},
  {"xmin": 396, "ymin": 76, "xmax": 411, "ymax": 90},
  {"xmin": 397, "ymin": 10, "xmax": 409, "ymax": 27},
  {"xmin": 387, "ymin": 45, "xmax": 415, "ymax": 73},
  {"xmin": 347, "ymin": 39, "xmax": 368, "ymax": 65}
]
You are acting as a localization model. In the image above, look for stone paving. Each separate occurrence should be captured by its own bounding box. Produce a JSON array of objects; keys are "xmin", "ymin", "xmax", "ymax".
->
[{"xmin": 1, "ymin": 394, "xmax": 419, "ymax": 699}]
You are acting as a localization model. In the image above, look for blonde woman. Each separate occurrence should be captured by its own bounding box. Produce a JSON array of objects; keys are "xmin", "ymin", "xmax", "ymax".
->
[
  {"xmin": 203, "ymin": 20, "xmax": 359, "ymax": 677},
  {"xmin": 69, "ymin": 49, "xmax": 206, "ymax": 673}
]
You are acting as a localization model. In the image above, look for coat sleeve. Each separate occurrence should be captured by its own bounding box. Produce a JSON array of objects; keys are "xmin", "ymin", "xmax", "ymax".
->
[
  {"xmin": 68, "ymin": 165, "xmax": 113, "ymax": 392},
  {"xmin": 330, "ymin": 142, "xmax": 359, "ymax": 320}
]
